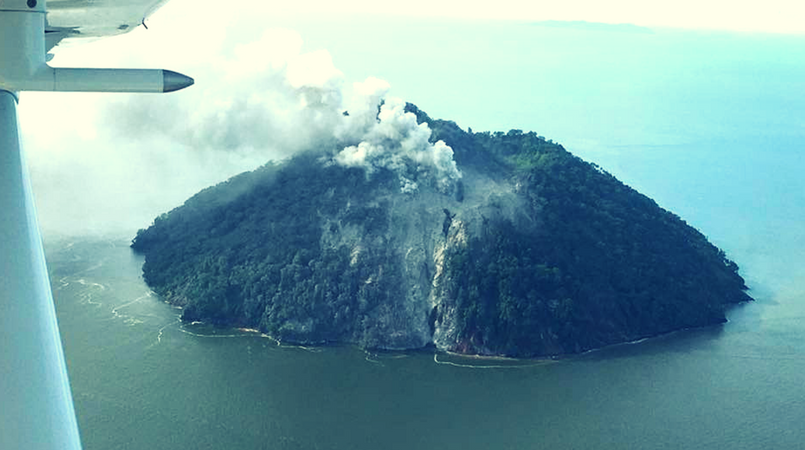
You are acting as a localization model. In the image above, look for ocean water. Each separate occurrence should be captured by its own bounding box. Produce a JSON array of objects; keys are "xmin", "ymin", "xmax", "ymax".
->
[{"xmin": 48, "ymin": 20, "xmax": 805, "ymax": 449}]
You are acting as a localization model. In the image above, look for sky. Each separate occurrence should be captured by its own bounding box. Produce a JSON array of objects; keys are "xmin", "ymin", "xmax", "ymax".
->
[
  {"xmin": 18, "ymin": 0, "xmax": 805, "ymax": 237},
  {"xmin": 268, "ymin": 0, "xmax": 805, "ymax": 35}
]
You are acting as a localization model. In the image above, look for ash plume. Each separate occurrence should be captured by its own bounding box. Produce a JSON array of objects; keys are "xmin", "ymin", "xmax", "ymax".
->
[
  {"xmin": 102, "ymin": 29, "xmax": 462, "ymax": 195},
  {"xmin": 335, "ymin": 95, "xmax": 462, "ymax": 194},
  {"xmin": 23, "ymin": 23, "xmax": 462, "ymax": 236}
]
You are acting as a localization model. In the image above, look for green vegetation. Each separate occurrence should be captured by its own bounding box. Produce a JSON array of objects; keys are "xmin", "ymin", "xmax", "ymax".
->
[
  {"xmin": 438, "ymin": 150, "xmax": 749, "ymax": 356},
  {"xmin": 132, "ymin": 104, "xmax": 751, "ymax": 357},
  {"xmin": 132, "ymin": 153, "xmax": 407, "ymax": 347}
]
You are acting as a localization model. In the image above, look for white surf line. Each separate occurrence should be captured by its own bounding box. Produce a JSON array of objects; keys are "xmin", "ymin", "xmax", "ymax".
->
[
  {"xmin": 123, "ymin": 317, "xmax": 145, "ymax": 326},
  {"xmin": 177, "ymin": 325, "xmax": 285, "ymax": 341},
  {"xmin": 283, "ymin": 344, "xmax": 323, "ymax": 353},
  {"xmin": 176, "ymin": 323, "xmax": 324, "ymax": 352},
  {"xmin": 362, "ymin": 351, "xmax": 412, "ymax": 365},
  {"xmin": 363, "ymin": 350, "xmax": 384, "ymax": 365},
  {"xmin": 147, "ymin": 318, "xmax": 182, "ymax": 348},
  {"xmin": 75, "ymin": 278, "xmax": 108, "ymax": 291},
  {"xmin": 176, "ymin": 327, "xmax": 248, "ymax": 339},
  {"xmin": 56, "ymin": 276, "xmax": 71, "ymax": 289},
  {"xmin": 433, "ymin": 353, "xmax": 554, "ymax": 369},
  {"xmin": 263, "ymin": 336, "xmax": 323, "ymax": 352},
  {"xmin": 71, "ymin": 278, "xmax": 109, "ymax": 307},
  {"xmin": 111, "ymin": 291, "xmax": 153, "ymax": 317},
  {"xmin": 79, "ymin": 292, "xmax": 102, "ymax": 307}
]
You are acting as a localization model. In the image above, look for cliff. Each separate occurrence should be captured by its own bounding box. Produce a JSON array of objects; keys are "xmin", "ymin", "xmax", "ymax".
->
[{"xmin": 131, "ymin": 103, "xmax": 751, "ymax": 357}]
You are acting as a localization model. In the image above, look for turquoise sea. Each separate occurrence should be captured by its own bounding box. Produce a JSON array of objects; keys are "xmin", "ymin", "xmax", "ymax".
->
[{"xmin": 49, "ymin": 19, "xmax": 805, "ymax": 449}]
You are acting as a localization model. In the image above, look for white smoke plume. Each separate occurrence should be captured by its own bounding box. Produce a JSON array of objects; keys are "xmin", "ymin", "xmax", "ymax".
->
[
  {"xmin": 22, "ymin": 13, "xmax": 462, "ymax": 236},
  {"xmin": 100, "ymin": 29, "xmax": 348, "ymax": 158},
  {"xmin": 335, "ymin": 94, "xmax": 462, "ymax": 193},
  {"xmin": 100, "ymin": 29, "xmax": 462, "ymax": 195}
]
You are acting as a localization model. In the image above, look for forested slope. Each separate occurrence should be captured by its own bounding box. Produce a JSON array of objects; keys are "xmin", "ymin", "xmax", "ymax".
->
[{"xmin": 132, "ymin": 104, "xmax": 751, "ymax": 357}]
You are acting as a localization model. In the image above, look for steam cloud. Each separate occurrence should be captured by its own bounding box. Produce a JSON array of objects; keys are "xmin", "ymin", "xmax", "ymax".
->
[
  {"xmin": 24, "ymin": 24, "xmax": 461, "ymax": 237},
  {"xmin": 335, "ymin": 92, "xmax": 462, "ymax": 193},
  {"xmin": 101, "ymin": 29, "xmax": 347, "ymax": 158},
  {"xmin": 102, "ymin": 29, "xmax": 462, "ymax": 194}
]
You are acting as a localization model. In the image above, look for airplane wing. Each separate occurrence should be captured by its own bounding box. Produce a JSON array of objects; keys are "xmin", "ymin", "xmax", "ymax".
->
[
  {"xmin": 45, "ymin": 0, "xmax": 171, "ymax": 50},
  {"xmin": 1, "ymin": 0, "xmax": 193, "ymax": 93},
  {"xmin": 1, "ymin": 1, "xmax": 191, "ymax": 449}
]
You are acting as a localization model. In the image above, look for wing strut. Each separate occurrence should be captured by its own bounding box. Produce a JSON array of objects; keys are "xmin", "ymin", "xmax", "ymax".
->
[{"xmin": 0, "ymin": 90, "xmax": 83, "ymax": 450}]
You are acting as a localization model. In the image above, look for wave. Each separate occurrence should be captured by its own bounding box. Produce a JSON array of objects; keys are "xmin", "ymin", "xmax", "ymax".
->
[{"xmin": 432, "ymin": 353, "xmax": 556, "ymax": 369}]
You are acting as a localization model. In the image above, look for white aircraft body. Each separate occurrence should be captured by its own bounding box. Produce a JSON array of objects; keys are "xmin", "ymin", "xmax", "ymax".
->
[{"xmin": 0, "ymin": 1, "xmax": 191, "ymax": 448}]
